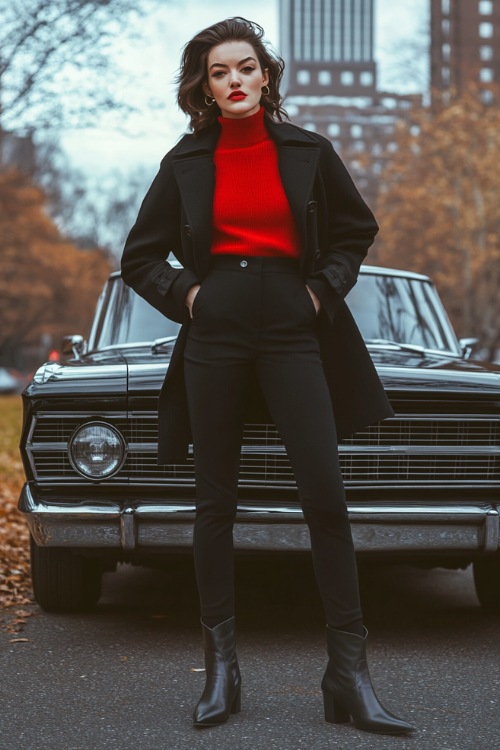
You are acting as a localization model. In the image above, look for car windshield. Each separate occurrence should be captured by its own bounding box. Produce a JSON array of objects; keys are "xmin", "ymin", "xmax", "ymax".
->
[
  {"xmin": 88, "ymin": 271, "xmax": 460, "ymax": 355},
  {"xmin": 88, "ymin": 277, "xmax": 181, "ymax": 351},
  {"xmin": 347, "ymin": 273, "xmax": 459, "ymax": 353}
]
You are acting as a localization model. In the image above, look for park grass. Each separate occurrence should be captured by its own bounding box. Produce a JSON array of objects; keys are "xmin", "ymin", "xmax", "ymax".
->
[{"xmin": 0, "ymin": 395, "xmax": 33, "ymax": 630}]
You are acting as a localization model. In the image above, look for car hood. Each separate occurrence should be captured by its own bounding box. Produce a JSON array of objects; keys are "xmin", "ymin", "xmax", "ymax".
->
[
  {"xmin": 371, "ymin": 349, "xmax": 500, "ymax": 395},
  {"xmin": 25, "ymin": 345, "xmax": 500, "ymax": 399},
  {"xmin": 26, "ymin": 349, "xmax": 134, "ymax": 397}
]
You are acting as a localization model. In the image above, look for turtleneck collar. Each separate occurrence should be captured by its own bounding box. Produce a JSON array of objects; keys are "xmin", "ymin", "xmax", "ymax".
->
[{"xmin": 217, "ymin": 106, "xmax": 269, "ymax": 149}]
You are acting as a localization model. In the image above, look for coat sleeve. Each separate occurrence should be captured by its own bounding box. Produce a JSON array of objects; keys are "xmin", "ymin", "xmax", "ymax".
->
[
  {"xmin": 305, "ymin": 137, "xmax": 378, "ymax": 324},
  {"xmin": 120, "ymin": 148, "xmax": 199, "ymax": 324}
]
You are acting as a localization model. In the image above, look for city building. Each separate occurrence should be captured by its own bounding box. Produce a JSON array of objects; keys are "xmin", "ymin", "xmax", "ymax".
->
[
  {"xmin": 431, "ymin": 0, "xmax": 500, "ymax": 104},
  {"xmin": 279, "ymin": 0, "xmax": 421, "ymax": 202}
]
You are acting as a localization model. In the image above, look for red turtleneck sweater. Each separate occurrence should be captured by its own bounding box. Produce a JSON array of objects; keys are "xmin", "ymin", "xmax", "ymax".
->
[{"xmin": 211, "ymin": 107, "xmax": 301, "ymax": 258}]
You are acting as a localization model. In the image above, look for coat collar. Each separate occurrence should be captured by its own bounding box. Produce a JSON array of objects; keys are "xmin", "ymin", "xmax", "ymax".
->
[{"xmin": 174, "ymin": 114, "xmax": 319, "ymax": 157}]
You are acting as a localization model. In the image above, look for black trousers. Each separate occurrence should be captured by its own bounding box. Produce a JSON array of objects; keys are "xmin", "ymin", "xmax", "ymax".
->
[{"xmin": 184, "ymin": 255, "xmax": 362, "ymax": 628}]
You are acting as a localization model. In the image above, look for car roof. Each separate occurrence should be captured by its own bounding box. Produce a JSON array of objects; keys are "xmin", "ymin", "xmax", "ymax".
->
[
  {"xmin": 110, "ymin": 265, "xmax": 431, "ymax": 282},
  {"xmin": 360, "ymin": 265, "xmax": 431, "ymax": 281}
]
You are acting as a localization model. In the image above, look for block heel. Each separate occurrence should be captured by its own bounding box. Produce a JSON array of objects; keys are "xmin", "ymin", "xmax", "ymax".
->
[{"xmin": 322, "ymin": 690, "xmax": 350, "ymax": 724}]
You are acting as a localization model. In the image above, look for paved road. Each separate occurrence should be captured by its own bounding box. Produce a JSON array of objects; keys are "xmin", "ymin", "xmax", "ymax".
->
[{"xmin": 1, "ymin": 556, "xmax": 499, "ymax": 750}]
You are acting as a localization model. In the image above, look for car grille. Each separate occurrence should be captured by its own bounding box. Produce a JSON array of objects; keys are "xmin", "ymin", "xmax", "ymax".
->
[{"xmin": 28, "ymin": 409, "xmax": 500, "ymax": 488}]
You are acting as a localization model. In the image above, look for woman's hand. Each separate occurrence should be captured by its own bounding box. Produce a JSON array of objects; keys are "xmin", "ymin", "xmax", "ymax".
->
[
  {"xmin": 185, "ymin": 284, "xmax": 201, "ymax": 319},
  {"xmin": 306, "ymin": 285, "xmax": 321, "ymax": 315}
]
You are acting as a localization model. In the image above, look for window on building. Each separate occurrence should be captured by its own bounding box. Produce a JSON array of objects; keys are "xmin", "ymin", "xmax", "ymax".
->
[
  {"xmin": 352, "ymin": 140, "xmax": 365, "ymax": 153},
  {"xmin": 479, "ymin": 1, "xmax": 493, "ymax": 15},
  {"xmin": 372, "ymin": 143, "xmax": 382, "ymax": 156},
  {"xmin": 297, "ymin": 70, "xmax": 311, "ymax": 85},
  {"xmin": 480, "ymin": 67, "xmax": 494, "ymax": 82},
  {"xmin": 303, "ymin": 122, "xmax": 317, "ymax": 132},
  {"xmin": 442, "ymin": 43, "xmax": 451, "ymax": 62},
  {"xmin": 327, "ymin": 123, "xmax": 341, "ymax": 137},
  {"xmin": 442, "ymin": 19, "xmax": 450, "ymax": 35},
  {"xmin": 340, "ymin": 71, "xmax": 355, "ymax": 86},
  {"xmin": 481, "ymin": 89, "xmax": 494, "ymax": 104},
  {"xmin": 479, "ymin": 22, "xmax": 493, "ymax": 38},
  {"xmin": 441, "ymin": 0, "xmax": 450, "ymax": 14},
  {"xmin": 360, "ymin": 71, "xmax": 373, "ymax": 86},
  {"xmin": 387, "ymin": 142, "xmax": 398, "ymax": 153},
  {"xmin": 318, "ymin": 71, "xmax": 332, "ymax": 86},
  {"xmin": 480, "ymin": 45, "xmax": 493, "ymax": 60},
  {"xmin": 350, "ymin": 124, "xmax": 363, "ymax": 138},
  {"xmin": 442, "ymin": 67, "xmax": 450, "ymax": 84}
]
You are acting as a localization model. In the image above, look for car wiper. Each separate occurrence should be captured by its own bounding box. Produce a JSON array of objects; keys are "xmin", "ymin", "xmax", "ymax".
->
[
  {"xmin": 151, "ymin": 336, "xmax": 177, "ymax": 353},
  {"xmin": 365, "ymin": 339, "xmax": 426, "ymax": 356}
]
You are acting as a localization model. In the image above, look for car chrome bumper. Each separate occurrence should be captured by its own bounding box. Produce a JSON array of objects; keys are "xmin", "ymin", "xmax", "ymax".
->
[{"xmin": 19, "ymin": 483, "xmax": 500, "ymax": 554}]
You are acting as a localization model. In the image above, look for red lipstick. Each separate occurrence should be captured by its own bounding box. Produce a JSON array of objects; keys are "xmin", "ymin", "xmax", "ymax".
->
[{"xmin": 228, "ymin": 91, "xmax": 247, "ymax": 101}]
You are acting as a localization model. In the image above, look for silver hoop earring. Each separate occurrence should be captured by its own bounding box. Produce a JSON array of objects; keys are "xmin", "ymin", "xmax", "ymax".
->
[
  {"xmin": 261, "ymin": 84, "xmax": 270, "ymax": 97},
  {"xmin": 204, "ymin": 94, "xmax": 215, "ymax": 106}
]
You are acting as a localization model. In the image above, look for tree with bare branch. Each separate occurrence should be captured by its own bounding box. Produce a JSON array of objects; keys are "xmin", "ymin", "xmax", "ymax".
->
[{"xmin": 0, "ymin": 0, "xmax": 146, "ymax": 137}]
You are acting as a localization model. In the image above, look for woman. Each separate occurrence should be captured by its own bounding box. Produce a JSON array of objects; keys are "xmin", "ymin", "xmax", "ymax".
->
[{"xmin": 121, "ymin": 17, "xmax": 414, "ymax": 735}]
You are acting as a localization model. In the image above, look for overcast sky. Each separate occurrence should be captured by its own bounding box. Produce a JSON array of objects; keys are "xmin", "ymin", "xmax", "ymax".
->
[{"xmin": 62, "ymin": 0, "xmax": 428, "ymax": 173}]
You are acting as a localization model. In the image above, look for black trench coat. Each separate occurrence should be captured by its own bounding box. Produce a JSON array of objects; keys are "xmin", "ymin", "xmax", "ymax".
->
[{"xmin": 121, "ymin": 115, "xmax": 394, "ymax": 463}]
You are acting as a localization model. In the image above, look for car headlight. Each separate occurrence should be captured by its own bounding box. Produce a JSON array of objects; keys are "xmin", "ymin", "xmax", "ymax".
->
[{"xmin": 69, "ymin": 422, "xmax": 126, "ymax": 479}]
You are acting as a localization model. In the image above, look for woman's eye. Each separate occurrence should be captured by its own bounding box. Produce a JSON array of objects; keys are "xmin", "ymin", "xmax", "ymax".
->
[
  {"xmin": 212, "ymin": 71, "xmax": 225, "ymax": 78},
  {"xmin": 242, "ymin": 66, "xmax": 255, "ymax": 73}
]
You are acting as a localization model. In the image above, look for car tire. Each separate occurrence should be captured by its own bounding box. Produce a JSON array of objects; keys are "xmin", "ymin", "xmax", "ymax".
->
[
  {"xmin": 30, "ymin": 535, "xmax": 103, "ymax": 613},
  {"xmin": 473, "ymin": 555, "xmax": 500, "ymax": 614}
]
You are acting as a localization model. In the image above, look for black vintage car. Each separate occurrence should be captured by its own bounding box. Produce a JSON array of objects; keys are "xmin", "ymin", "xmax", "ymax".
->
[{"xmin": 19, "ymin": 266, "xmax": 500, "ymax": 613}]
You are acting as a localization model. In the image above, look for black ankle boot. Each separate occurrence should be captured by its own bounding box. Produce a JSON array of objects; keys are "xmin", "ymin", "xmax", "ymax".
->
[
  {"xmin": 193, "ymin": 616, "xmax": 241, "ymax": 727},
  {"xmin": 321, "ymin": 626, "xmax": 414, "ymax": 735}
]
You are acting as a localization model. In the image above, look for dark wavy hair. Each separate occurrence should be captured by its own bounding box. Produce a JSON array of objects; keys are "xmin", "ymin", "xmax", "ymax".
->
[{"xmin": 176, "ymin": 17, "xmax": 288, "ymax": 134}]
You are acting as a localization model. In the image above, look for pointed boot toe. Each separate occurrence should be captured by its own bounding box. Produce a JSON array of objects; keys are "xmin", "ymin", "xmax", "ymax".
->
[{"xmin": 322, "ymin": 626, "xmax": 414, "ymax": 735}]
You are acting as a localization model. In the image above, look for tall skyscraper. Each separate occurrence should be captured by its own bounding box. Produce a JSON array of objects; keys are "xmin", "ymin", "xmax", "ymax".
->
[
  {"xmin": 281, "ymin": 0, "xmax": 377, "ymax": 96},
  {"xmin": 279, "ymin": 0, "xmax": 420, "ymax": 202},
  {"xmin": 431, "ymin": 0, "xmax": 500, "ymax": 103}
]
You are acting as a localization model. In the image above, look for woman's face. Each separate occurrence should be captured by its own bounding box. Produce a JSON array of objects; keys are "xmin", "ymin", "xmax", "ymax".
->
[{"xmin": 204, "ymin": 40, "xmax": 269, "ymax": 119}]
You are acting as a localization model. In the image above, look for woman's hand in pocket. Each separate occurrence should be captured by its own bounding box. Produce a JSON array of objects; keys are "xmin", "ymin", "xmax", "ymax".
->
[
  {"xmin": 306, "ymin": 285, "xmax": 321, "ymax": 315},
  {"xmin": 185, "ymin": 284, "xmax": 201, "ymax": 319}
]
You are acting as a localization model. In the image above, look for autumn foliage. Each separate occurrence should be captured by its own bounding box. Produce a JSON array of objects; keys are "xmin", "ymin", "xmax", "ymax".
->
[
  {"xmin": 373, "ymin": 88, "xmax": 500, "ymax": 359},
  {"xmin": 0, "ymin": 168, "xmax": 112, "ymax": 366},
  {"xmin": 0, "ymin": 396, "xmax": 33, "ymax": 632}
]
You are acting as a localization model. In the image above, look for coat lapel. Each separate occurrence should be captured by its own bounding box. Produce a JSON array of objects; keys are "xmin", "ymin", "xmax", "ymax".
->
[
  {"xmin": 265, "ymin": 119, "xmax": 321, "ymax": 265},
  {"xmin": 172, "ymin": 125, "xmax": 220, "ymax": 278}
]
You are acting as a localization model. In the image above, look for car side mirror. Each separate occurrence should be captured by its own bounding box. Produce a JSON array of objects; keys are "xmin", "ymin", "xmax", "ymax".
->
[
  {"xmin": 61, "ymin": 335, "xmax": 87, "ymax": 360},
  {"xmin": 459, "ymin": 337, "xmax": 479, "ymax": 360}
]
